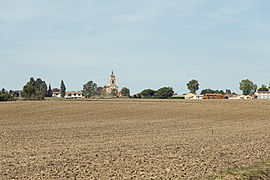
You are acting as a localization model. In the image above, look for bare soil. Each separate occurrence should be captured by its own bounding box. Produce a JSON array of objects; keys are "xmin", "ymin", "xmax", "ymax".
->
[{"xmin": 0, "ymin": 99, "xmax": 270, "ymax": 179}]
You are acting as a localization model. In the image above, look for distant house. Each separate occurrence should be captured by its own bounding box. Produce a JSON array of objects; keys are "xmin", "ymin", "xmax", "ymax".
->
[
  {"xmin": 229, "ymin": 95, "xmax": 252, "ymax": 99},
  {"xmin": 254, "ymin": 91, "xmax": 270, "ymax": 100},
  {"xmin": 203, "ymin": 93, "xmax": 225, "ymax": 99},
  {"xmin": 172, "ymin": 95, "xmax": 186, "ymax": 99},
  {"xmin": 185, "ymin": 93, "xmax": 203, "ymax": 100},
  {"xmin": 52, "ymin": 91, "xmax": 83, "ymax": 98},
  {"xmin": 9, "ymin": 90, "xmax": 22, "ymax": 98},
  {"xmin": 52, "ymin": 92, "xmax": 61, "ymax": 98},
  {"xmin": 65, "ymin": 91, "xmax": 83, "ymax": 98}
]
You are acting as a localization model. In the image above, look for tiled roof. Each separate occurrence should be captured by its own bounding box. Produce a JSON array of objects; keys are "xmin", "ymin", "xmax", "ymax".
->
[{"xmin": 66, "ymin": 91, "xmax": 82, "ymax": 95}]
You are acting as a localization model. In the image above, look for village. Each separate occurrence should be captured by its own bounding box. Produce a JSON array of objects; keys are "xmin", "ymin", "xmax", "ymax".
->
[{"xmin": 1, "ymin": 71, "xmax": 270, "ymax": 101}]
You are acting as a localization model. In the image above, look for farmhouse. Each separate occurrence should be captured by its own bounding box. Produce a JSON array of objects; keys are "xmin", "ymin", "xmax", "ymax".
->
[
  {"xmin": 52, "ymin": 92, "xmax": 61, "ymax": 98},
  {"xmin": 185, "ymin": 93, "xmax": 203, "ymax": 99},
  {"xmin": 203, "ymin": 93, "xmax": 225, "ymax": 99},
  {"xmin": 52, "ymin": 91, "xmax": 83, "ymax": 98},
  {"xmin": 65, "ymin": 91, "xmax": 83, "ymax": 98},
  {"xmin": 254, "ymin": 91, "xmax": 270, "ymax": 100}
]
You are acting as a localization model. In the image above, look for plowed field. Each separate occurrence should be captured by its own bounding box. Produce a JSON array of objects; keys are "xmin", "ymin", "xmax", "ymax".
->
[{"xmin": 0, "ymin": 100, "xmax": 270, "ymax": 179}]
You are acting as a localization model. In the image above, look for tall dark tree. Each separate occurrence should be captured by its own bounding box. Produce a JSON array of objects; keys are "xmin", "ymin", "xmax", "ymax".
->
[
  {"xmin": 60, "ymin": 80, "xmax": 66, "ymax": 98},
  {"xmin": 187, "ymin": 79, "xmax": 199, "ymax": 94},
  {"xmin": 120, "ymin": 87, "xmax": 130, "ymax": 97},
  {"xmin": 47, "ymin": 84, "xmax": 53, "ymax": 97},
  {"xmin": 82, "ymin": 80, "xmax": 97, "ymax": 98},
  {"xmin": 239, "ymin": 79, "xmax": 257, "ymax": 95}
]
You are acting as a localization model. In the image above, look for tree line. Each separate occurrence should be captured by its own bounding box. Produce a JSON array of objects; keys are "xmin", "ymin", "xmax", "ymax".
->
[
  {"xmin": 1, "ymin": 77, "xmax": 270, "ymax": 101},
  {"xmin": 185, "ymin": 79, "xmax": 269, "ymax": 96}
]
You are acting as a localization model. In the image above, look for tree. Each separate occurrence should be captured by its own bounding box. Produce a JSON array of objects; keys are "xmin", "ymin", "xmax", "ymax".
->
[
  {"xmin": 200, "ymin": 89, "xmax": 215, "ymax": 95},
  {"xmin": 215, "ymin": 90, "xmax": 225, "ymax": 94},
  {"xmin": 22, "ymin": 77, "xmax": 46, "ymax": 100},
  {"xmin": 201, "ymin": 89, "xmax": 225, "ymax": 95},
  {"xmin": 0, "ymin": 94, "xmax": 14, "ymax": 101},
  {"xmin": 82, "ymin": 80, "xmax": 97, "ymax": 98},
  {"xmin": 1, "ymin": 88, "xmax": 7, "ymax": 95},
  {"xmin": 60, "ymin": 80, "xmax": 66, "ymax": 98},
  {"xmin": 187, "ymin": 79, "xmax": 199, "ymax": 94},
  {"xmin": 140, "ymin": 89, "xmax": 156, "ymax": 97},
  {"xmin": 258, "ymin": 85, "xmax": 269, "ymax": 92},
  {"xmin": 120, "ymin": 87, "xmax": 130, "ymax": 97},
  {"xmin": 154, "ymin": 87, "xmax": 174, "ymax": 98},
  {"xmin": 239, "ymin": 79, "xmax": 257, "ymax": 95},
  {"xmin": 40, "ymin": 82, "xmax": 47, "ymax": 98},
  {"xmin": 225, "ymin": 89, "xmax": 232, "ymax": 94},
  {"xmin": 132, "ymin": 93, "xmax": 142, "ymax": 98},
  {"xmin": 47, "ymin": 84, "xmax": 53, "ymax": 97},
  {"xmin": 110, "ymin": 89, "xmax": 117, "ymax": 96}
]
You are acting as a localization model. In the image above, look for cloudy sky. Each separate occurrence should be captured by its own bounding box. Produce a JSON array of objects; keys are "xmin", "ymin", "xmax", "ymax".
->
[{"xmin": 1, "ymin": 0, "xmax": 270, "ymax": 94}]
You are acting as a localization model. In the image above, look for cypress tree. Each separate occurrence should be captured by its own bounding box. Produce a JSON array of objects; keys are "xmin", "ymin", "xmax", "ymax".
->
[
  {"xmin": 60, "ymin": 80, "xmax": 66, "ymax": 98},
  {"xmin": 47, "ymin": 84, "xmax": 53, "ymax": 97}
]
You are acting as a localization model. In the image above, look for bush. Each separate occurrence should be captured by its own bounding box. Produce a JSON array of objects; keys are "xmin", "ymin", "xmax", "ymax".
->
[{"xmin": 0, "ymin": 94, "xmax": 14, "ymax": 101}]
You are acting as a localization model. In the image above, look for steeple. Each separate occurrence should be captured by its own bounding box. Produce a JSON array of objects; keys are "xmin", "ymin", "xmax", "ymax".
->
[{"xmin": 110, "ymin": 71, "xmax": 116, "ymax": 86}]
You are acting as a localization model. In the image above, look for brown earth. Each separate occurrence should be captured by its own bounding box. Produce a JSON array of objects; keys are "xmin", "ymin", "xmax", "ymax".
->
[{"xmin": 0, "ymin": 99, "xmax": 270, "ymax": 179}]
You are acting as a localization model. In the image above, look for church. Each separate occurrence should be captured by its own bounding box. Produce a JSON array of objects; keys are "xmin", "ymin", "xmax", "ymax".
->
[{"xmin": 100, "ymin": 71, "xmax": 119, "ymax": 95}]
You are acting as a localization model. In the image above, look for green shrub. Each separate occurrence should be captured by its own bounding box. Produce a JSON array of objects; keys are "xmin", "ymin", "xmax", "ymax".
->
[{"xmin": 0, "ymin": 94, "xmax": 14, "ymax": 101}]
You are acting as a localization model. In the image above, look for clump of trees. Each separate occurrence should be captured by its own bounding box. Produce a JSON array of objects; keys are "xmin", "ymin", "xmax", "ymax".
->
[
  {"xmin": 141, "ymin": 89, "xmax": 156, "ymax": 97},
  {"xmin": 22, "ymin": 77, "xmax": 49, "ymax": 100},
  {"xmin": 155, "ymin": 87, "xmax": 174, "ymax": 98},
  {"xmin": 258, "ymin": 85, "xmax": 269, "ymax": 92},
  {"xmin": 133, "ymin": 87, "xmax": 174, "ymax": 99},
  {"xmin": 0, "ymin": 88, "xmax": 14, "ymax": 101},
  {"xmin": 201, "ymin": 89, "xmax": 225, "ymax": 95},
  {"xmin": 120, "ymin": 87, "xmax": 130, "ymax": 97}
]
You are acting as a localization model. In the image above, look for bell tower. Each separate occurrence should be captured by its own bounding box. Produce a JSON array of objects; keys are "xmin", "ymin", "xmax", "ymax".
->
[{"xmin": 110, "ymin": 71, "xmax": 116, "ymax": 87}]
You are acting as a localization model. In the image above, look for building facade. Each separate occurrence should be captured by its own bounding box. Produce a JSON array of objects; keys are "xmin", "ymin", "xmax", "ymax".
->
[
  {"xmin": 52, "ymin": 91, "xmax": 83, "ymax": 98},
  {"xmin": 254, "ymin": 91, "xmax": 270, "ymax": 100},
  {"xmin": 101, "ymin": 71, "xmax": 119, "ymax": 95},
  {"xmin": 203, "ymin": 93, "xmax": 225, "ymax": 99}
]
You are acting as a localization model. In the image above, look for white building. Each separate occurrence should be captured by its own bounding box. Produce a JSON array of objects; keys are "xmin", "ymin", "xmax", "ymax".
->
[
  {"xmin": 65, "ymin": 91, "xmax": 83, "ymax": 98},
  {"xmin": 52, "ymin": 91, "xmax": 83, "ymax": 98},
  {"xmin": 185, "ymin": 93, "xmax": 203, "ymax": 99},
  {"xmin": 52, "ymin": 92, "xmax": 61, "ymax": 98},
  {"xmin": 254, "ymin": 91, "xmax": 270, "ymax": 100}
]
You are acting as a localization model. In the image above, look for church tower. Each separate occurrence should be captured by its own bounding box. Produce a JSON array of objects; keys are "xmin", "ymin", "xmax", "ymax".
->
[{"xmin": 110, "ymin": 71, "xmax": 116, "ymax": 87}]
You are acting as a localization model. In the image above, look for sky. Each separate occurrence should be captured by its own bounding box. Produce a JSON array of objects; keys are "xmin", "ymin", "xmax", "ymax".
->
[{"xmin": 0, "ymin": 0, "xmax": 270, "ymax": 94}]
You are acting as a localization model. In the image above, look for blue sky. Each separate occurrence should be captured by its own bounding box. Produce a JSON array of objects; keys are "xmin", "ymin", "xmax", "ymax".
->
[{"xmin": 1, "ymin": 0, "xmax": 270, "ymax": 94}]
